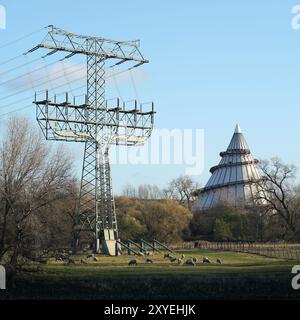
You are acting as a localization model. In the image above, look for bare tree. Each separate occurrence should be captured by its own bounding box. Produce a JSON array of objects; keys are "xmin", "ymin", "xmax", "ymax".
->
[
  {"xmin": 163, "ymin": 175, "xmax": 200, "ymax": 210},
  {"xmin": 122, "ymin": 184, "xmax": 163, "ymax": 199},
  {"xmin": 256, "ymin": 157, "xmax": 299, "ymax": 237},
  {"xmin": 122, "ymin": 184, "xmax": 137, "ymax": 198},
  {"xmin": 138, "ymin": 184, "xmax": 162, "ymax": 200},
  {"xmin": 0, "ymin": 117, "xmax": 74, "ymax": 281}
]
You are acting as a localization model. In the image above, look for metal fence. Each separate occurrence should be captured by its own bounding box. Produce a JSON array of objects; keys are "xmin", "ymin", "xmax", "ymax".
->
[{"xmin": 169, "ymin": 241, "xmax": 300, "ymax": 261}]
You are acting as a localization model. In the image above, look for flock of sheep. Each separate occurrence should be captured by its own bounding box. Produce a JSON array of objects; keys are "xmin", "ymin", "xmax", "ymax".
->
[
  {"xmin": 53, "ymin": 249, "xmax": 223, "ymax": 267},
  {"xmin": 128, "ymin": 253, "xmax": 223, "ymax": 266},
  {"xmin": 54, "ymin": 252, "xmax": 100, "ymax": 265}
]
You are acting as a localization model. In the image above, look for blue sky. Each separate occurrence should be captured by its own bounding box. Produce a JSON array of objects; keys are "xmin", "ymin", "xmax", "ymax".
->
[{"xmin": 0, "ymin": 0, "xmax": 300, "ymax": 193}]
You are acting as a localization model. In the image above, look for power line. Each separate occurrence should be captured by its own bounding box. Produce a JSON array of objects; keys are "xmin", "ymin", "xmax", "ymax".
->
[
  {"xmin": 0, "ymin": 60, "xmax": 85, "ymax": 91},
  {"xmin": 0, "ymin": 58, "xmax": 65, "ymax": 87},
  {"xmin": 0, "ymin": 65, "xmax": 138, "ymax": 116},
  {"xmin": 0, "ymin": 104, "xmax": 32, "ymax": 119},
  {"xmin": 0, "ymin": 54, "xmax": 25, "ymax": 67},
  {"xmin": 0, "ymin": 64, "xmax": 86, "ymax": 102},
  {"xmin": 129, "ymin": 69, "xmax": 141, "ymax": 103},
  {"xmin": 0, "ymin": 27, "xmax": 46, "ymax": 50},
  {"xmin": 60, "ymin": 60, "xmax": 75, "ymax": 96},
  {"xmin": 0, "ymin": 95, "xmax": 33, "ymax": 110},
  {"xmin": 0, "ymin": 63, "xmax": 135, "ymax": 104},
  {"xmin": 42, "ymin": 57, "xmax": 57, "ymax": 94},
  {"xmin": 0, "ymin": 56, "xmax": 43, "ymax": 77},
  {"xmin": 111, "ymin": 67, "xmax": 123, "ymax": 101}
]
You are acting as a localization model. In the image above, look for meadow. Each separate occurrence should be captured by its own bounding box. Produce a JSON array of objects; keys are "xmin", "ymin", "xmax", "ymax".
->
[{"xmin": 1, "ymin": 249, "xmax": 299, "ymax": 300}]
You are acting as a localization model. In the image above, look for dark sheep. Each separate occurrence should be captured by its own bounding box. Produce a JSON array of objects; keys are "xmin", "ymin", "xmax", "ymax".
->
[
  {"xmin": 145, "ymin": 258, "xmax": 153, "ymax": 264},
  {"xmin": 128, "ymin": 259, "xmax": 138, "ymax": 266},
  {"xmin": 67, "ymin": 258, "xmax": 76, "ymax": 265}
]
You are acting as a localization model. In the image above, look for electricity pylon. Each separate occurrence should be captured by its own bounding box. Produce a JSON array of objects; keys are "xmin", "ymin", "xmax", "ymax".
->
[{"xmin": 31, "ymin": 26, "xmax": 155, "ymax": 255}]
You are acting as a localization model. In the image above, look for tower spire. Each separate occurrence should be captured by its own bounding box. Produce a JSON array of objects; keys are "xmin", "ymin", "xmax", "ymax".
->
[
  {"xmin": 235, "ymin": 123, "xmax": 242, "ymax": 133},
  {"xmin": 194, "ymin": 124, "xmax": 263, "ymax": 211}
]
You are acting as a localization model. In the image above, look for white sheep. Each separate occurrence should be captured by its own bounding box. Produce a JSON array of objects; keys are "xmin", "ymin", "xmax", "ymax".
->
[
  {"xmin": 177, "ymin": 258, "xmax": 184, "ymax": 266},
  {"xmin": 203, "ymin": 256, "xmax": 211, "ymax": 264},
  {"xmin": 216, "ymin": 258, "xmax": 222, "ymax": 264},
  {"xmin": 137, "ymin": 252, "xmax": 144, "ymax": 257},
  {"xmin": 185, "ymin": 259, "xmax": 196, "ymax": 266}
]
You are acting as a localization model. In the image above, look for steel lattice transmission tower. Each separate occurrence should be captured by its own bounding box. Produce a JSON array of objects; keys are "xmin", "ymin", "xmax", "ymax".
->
[{"xmin": 31, "ymin": 26, "xmax": 155, "ymax": 255}]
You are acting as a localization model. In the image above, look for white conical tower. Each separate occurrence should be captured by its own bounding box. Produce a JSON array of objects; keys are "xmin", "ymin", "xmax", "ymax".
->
[{"xmin": 194, "ymin": 124, "xmax": 263, "ymax": 211}]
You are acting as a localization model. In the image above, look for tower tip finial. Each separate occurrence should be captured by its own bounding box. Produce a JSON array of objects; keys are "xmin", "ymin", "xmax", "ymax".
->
[{"xmin": 235, "ymin": 124, "xmax": 242, "ymax": 134}]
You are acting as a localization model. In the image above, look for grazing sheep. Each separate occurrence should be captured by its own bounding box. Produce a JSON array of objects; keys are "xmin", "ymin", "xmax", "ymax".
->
[
  {"xmin": 137, "ymin": 252, "xmax": 144, "ymax": 257},
  {"xmin": 181, "ymin": 254, "xmax": 185, "ymax": 259},
  {"xmin": 145, "ymin": 258, "xmax": 153, "ymax": 264},
  {"xmin": 185, "ymin": 259, "xmax": 196, "ymax": 266},
  {"xmin": 57, "ymin": 253, "xmax": 68, "ymax": 260},
  {"xmin": 169, "ymin": 257, "xmax": 177, "ymax": 263},
  {"xmin": 216, "ymin": 258, "xmax": 222, "ymax": 264},
  {"xmin": 67, "ymin": 258, "xmax": 76, "ymax": 265},
  {"xmin": 93, "ymin": 257, "xmax": 99, "ymax": 262},
  {"xmin": 203, "ymin": 257, "xmax": 211, "ymax": 264},
  {"xmin": 81, "ymin": 259, "xmax": 87, "ymax": 264},
  {"xmin": 146, "ymin": 252, "xmax": 154, "ymax": 256},
  {"xmin": 128, "ymin": 259, "xmax": 138, "ymax": 266},
  {"xmin": 177, "ymin": 258, "xmax": 184, "ymax": 266},
  {"xmin": 192, "ymin": 257, "xmax": 198, "ymax": 263}
]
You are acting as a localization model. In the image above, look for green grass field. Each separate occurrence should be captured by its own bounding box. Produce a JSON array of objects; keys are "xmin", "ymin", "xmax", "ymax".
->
[{"xmin": 1, "ymin": 249, "xmax": 300, "ymax": 300}]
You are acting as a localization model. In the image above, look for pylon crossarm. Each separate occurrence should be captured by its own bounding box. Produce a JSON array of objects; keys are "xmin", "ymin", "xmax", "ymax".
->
[
  {"xmin": 30, "ymin": 25, "xmax": 148, "ymax": 64},
  {"xmin": 34, "ymin": 93, "xmax": 155, "ymax": 144}
]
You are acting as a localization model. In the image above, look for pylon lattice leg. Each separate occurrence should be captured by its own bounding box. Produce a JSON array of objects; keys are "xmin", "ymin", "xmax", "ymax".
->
[{"xmin": 74, "ymin": 47, "xmax": 118, "ymax": 254}]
